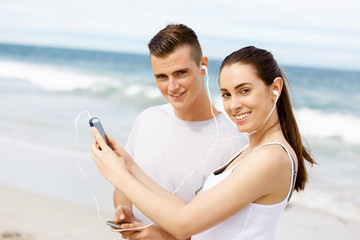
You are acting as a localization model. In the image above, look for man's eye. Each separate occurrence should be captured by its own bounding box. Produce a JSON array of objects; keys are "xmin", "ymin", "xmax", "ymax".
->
[
  {"xmin": 177, "ymin": 71, "xmax": 186, "ymax": 75},
  {"xmin": 156, "ymin": 75, "xmax": 167, "ymax": 80}
]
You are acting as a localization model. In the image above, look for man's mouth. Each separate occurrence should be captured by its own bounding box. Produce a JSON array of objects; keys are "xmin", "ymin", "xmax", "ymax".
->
[{"xmin": 169, "ymin": 91, "xmax": 185, "ymax": 98}]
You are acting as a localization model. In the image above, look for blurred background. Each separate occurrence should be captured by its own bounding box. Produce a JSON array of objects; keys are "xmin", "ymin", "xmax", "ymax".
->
[{"xmin": 0, "ymin": 0, "xmax": 359, "ymax": 228}]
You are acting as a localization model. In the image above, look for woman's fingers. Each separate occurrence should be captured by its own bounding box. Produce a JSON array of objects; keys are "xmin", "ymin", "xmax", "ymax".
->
[{"xmin": 91, "ymin": 127, "xmax": 109, "ymax": 151}]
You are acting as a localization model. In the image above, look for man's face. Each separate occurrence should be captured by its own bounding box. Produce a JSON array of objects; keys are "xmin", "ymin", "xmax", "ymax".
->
[{"xmin": 150, "ymin": 45, "xmax": 205, "ymax": 117}]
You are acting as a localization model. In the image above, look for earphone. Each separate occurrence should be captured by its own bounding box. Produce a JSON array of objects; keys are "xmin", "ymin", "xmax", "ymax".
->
[
  {"xmin": 201, "ymin": 65, "xmax": 207, "ymax": 71},
  {"xmin": 273, "ymin": 90, "xmax": 279, "ymax": 100},
  {"xmin": 273, "ymin": 90, "xmax": 279, "ymax": 104}
]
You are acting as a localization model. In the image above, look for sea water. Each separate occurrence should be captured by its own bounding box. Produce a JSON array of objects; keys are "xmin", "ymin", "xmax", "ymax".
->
[{"xmin": 0, "ymin": 43, "xmax": 359, "ymax": 224}]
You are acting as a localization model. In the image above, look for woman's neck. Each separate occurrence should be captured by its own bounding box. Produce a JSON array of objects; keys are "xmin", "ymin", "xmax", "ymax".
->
[{"xmin": 248, "ymin": 120, "xmax": 282, "ymax": 147}]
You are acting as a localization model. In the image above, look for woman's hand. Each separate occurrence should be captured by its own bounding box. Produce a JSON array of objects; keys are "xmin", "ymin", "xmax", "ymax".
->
[
  {"xmin": 91, "ymin": 127, "xmax": 129, "ymax": 185},
  {"xmin": 107, "ymin": 135, "xmax": 135, "ymax": 171}
]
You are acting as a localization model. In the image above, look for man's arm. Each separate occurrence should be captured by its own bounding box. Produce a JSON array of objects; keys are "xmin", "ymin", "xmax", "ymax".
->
[
  {"xmin": 113, "ymin": 188, "xmax": 134, "ymax": 222},
  {"xmin": 114, "ymin": 186, "xmax": 182, "ymax": 240}
]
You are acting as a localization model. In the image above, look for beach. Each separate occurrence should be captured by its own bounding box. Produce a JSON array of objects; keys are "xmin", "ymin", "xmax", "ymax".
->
[
  {"xmin": 0, "ymin": 43, "xmax": 360, "ymax": 239},
  {"xmin": 1, "ymin": 185, "xmax": 360, "ymax": 240}
]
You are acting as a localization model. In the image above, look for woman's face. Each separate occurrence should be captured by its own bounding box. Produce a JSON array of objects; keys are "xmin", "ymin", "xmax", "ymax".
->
[{"xmin": 219, "ymin": 63, "xmax": 275, "ymax": 133}]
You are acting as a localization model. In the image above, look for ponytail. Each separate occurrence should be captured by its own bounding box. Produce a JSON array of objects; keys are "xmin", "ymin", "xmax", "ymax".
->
[{"xmin": 277, "ymin": 72, "xmax": 315, "ymax": 191}]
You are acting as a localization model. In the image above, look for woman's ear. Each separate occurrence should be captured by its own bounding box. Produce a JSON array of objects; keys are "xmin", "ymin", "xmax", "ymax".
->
[{"xmin": 272, "ymin": 77, "xmax": 283, "ymax": 98}]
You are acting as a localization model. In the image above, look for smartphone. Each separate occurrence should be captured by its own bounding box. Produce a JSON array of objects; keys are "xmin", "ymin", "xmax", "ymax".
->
[
  {"xmin": 89, "ymin": 117, "xmax": 112, "ymax": 149},
  {"xmin": 106, "ymin": 220, "xmax": 130, "ymax": 229}
]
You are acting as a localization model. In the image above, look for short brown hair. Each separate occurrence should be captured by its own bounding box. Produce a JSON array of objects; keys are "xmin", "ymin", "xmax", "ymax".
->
[{"xmin": 148, "ymin": 23, "xmax": 203, "ymax": 64}]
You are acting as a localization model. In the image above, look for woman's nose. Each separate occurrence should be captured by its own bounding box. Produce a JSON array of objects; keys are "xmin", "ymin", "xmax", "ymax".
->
[{"xmin": 230, "ymin": 96, "xmax": 242, "ymax": 112}]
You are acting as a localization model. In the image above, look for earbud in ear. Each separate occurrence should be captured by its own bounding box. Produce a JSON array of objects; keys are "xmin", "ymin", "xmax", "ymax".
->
[
  {"xmin": 273, "ymin": 90, "xmax": 279, "ymax": 102},
  {"xmin": 201, "ymin": 65, "xmax": 207, "ymax": 72}
]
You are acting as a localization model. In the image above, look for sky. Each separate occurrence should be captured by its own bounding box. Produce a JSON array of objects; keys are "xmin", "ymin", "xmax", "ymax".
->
[{"xmin": 0, "ymin": 0, "xmax": 359, "ymax": 71}]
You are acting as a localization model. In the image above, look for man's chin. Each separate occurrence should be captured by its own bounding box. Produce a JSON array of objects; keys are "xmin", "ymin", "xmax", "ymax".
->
[
  {"xmin": 169, "ymin": 101, "xmax": 187, "ymax": 111},
  {"xmin": 170, "ymin": 102, "xmax": 184, "ymax": 109}
]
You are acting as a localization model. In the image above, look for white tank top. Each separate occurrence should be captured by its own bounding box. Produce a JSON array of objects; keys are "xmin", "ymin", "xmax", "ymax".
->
[{"xmin": 193, "ymin": 142, "xmax": 296, "ymax": 240}]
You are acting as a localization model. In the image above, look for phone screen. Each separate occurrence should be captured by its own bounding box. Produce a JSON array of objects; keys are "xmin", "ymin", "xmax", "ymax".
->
[{"xmin": 106, "ymin": 220, "xmax": 130, "ymax": 229}]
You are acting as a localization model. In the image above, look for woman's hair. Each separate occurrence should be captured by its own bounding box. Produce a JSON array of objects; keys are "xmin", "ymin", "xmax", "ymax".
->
[
  {"xmin": 148, "ymin": 23, "xmax": 202, "ymax": 64},
  {"xmin": 220, "ymin": 46, "xmax": 316, "ymax": 191}
]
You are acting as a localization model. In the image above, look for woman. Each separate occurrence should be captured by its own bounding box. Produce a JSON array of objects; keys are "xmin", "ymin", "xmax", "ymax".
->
[{"xmin": 91, "ymin": 46, "xmax": 315, "ymax": 239}]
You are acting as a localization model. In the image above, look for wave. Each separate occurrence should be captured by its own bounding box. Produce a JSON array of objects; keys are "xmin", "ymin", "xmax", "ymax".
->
[
  {"xmin": 194, "ymin": 97, "xmax": 360, "ymax": 145},
  {"xmin": 123, "ymin": 84, "xmax": 162, "ymax": 99},
  {"xmin": 0, "ymin": 60, "xmax": 121, "ymax": 91},
  {"xmin": 292, "ymin": 187, "xmax": 360, "ymax": 224},
  {"xmin": 2, "ymin": 59, "xmax": 359, "ymax": 143},
  {"xmin": 295, "ymin": 108, "xmax": 360, "ymax": 145},
  {"xmin": 0, "ymin": 59, "xmax": 162, "ymax": 100}
]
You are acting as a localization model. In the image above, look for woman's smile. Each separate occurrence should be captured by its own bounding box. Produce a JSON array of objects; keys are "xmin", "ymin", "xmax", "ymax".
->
[{"xmin": 234, "ymin": 112, "xmax": 251, "ymax": 123}]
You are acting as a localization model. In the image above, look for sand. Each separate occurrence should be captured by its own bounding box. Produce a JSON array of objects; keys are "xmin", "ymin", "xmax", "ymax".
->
[
  {"xmin": 0, "ymin": 185, "xmax": 119, "ymax": 240},
  {"xmin": 1, "ymin": 184, "xmax": 359, "ymax": 240}
]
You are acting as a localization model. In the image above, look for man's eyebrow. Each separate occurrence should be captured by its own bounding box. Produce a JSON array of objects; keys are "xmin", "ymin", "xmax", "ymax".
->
[
  {"xmin": 153, "ymin": 68, "xmax": 189, "ymax": 77},
  {"xmin": 173, "ymin": 68, "xmax": 189, "ymax": 74},
  {"xmin": 154, "ymin": 73, "xmax": 166, "ymax": 77}
]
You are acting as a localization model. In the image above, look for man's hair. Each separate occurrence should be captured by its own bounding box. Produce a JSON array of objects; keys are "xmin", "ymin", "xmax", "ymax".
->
[{"xmin": 148, "ymin": 23, "xmax": 203, "ymax": 64}]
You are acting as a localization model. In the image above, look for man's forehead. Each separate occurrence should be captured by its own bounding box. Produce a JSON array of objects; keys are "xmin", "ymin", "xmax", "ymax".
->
[
  {"xmin": 150, "ymin": 45, "xmax": 193, "ymax": 61},
  {"xmin": 150, "ymin": 49, "xmax": 197, "ymax": 74}
]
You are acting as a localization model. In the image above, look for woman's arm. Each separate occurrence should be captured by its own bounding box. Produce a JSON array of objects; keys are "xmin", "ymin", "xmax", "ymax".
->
[{"xmin": 92, "ymin": 128, "xmax": 292, "ymax": 239}]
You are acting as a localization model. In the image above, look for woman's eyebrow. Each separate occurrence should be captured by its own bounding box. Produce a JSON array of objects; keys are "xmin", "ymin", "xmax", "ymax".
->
[
  {"xmin": 234, "ymin": 83, "xmax": 251, "ymax": 89},
  {"xmin": 220, "ymin": 83, "xmax": 251, "ymax": 91}
]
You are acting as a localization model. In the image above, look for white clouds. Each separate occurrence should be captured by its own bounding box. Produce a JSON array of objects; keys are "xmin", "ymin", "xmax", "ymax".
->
[{"xmin": 0, "ymin": 0, "xmax": 359, "ymax": 70}]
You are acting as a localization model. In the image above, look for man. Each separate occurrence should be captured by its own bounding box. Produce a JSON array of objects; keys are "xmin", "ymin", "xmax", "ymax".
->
[{"xmin": 113, "ymin": 24, "xmax": 247, "ymax": 239}]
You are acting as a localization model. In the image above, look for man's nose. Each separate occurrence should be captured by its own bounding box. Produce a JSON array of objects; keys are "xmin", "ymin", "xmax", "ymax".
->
[{"xmin": 168, "ymin": 78, "xmax": 179, "ymax": 92}]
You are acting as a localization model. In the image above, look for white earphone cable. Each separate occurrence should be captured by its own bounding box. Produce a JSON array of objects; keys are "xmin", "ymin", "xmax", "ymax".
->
[
  {"xmin": 173, "ymin": 66, "xmax": 244, "ymax": 194},
  {"xmin": 246, "ymin": 91, "xmax": 279, "ymax": 136},
  {"xmin": 75, "ymin": 111, "xmax": 106, "ymax": 225},
  {"xmin": 75, "ymin": 66, "xmax": 243, "ymax": 231}
]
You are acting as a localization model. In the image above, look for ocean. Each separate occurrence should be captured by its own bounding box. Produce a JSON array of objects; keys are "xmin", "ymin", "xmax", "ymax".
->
[{"xmin": 0, "ymin": 43, "xmax": 359, "ymax": 224}]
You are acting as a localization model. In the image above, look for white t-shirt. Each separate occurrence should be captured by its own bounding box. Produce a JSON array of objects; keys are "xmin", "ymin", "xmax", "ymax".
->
[{"xmin": 126, "ymin": 103, "xmax": 247, "ymax": 223}]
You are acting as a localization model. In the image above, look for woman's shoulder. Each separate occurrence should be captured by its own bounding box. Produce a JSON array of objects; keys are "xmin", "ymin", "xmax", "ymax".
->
[
  {"xmin": 227, "ymin": 142, "xmax": 296, "ymax": 203},
  {"xmin": 243, "ymin": 142, "xmax": 296, "ymax": 173}
]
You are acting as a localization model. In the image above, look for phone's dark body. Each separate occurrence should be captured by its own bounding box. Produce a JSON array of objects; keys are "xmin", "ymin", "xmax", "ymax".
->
[{"xmin": 89, "ymin": 117, "xmax": 112, "ymax": 149}]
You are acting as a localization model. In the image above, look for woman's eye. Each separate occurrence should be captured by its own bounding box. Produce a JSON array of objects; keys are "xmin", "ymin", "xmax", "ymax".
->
[
  {"xmin": 241, "ymin": 88, "xmax": 250, "ymax": 94},
  {"xmin": 221, "ymin": 93, "xmax": 230, "ymax": 98}
]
